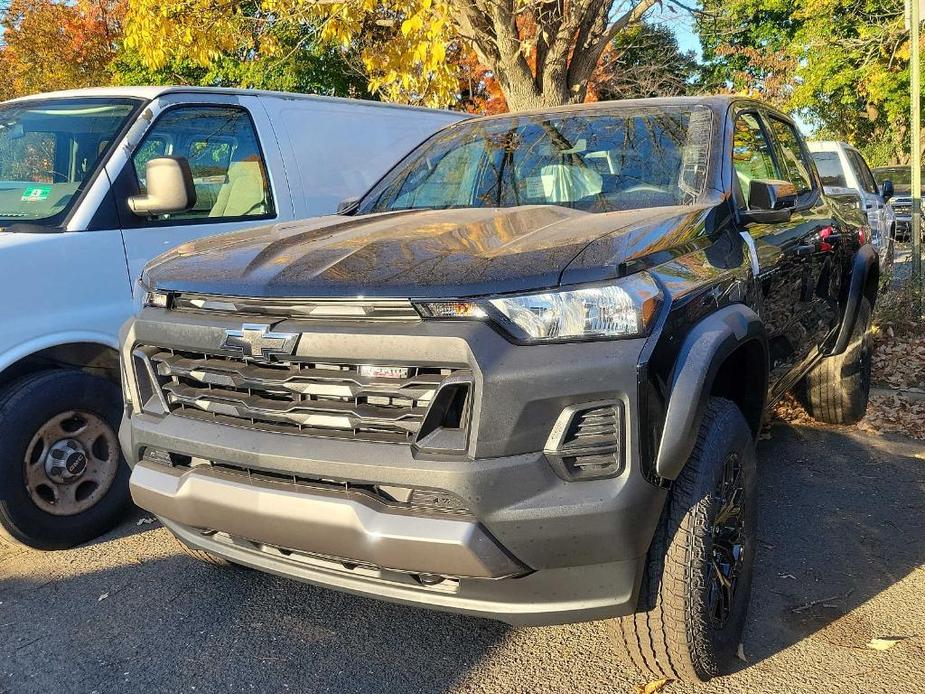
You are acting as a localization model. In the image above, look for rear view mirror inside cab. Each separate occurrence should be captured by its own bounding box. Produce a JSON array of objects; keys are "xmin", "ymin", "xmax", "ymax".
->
[{"xmin": 128, "ymin": 157, "xmax": 197, "ymax": 217}]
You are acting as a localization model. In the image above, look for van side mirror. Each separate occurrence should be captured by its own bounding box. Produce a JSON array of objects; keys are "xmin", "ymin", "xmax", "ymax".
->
[
  {"xmin": 128, "ymin": 157, "xmax": 196, "ymax": 216},
  {"xmin": 881, "ymin": 179, "xmax": 894, "ymax": 201},
  {"xmin": 740, "ymin": 179, "xmax": 797, "ymax": 224}
]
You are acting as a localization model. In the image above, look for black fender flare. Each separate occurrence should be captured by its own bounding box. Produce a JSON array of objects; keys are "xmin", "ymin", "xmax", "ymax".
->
[
  {"xmin": 654, "ymin": 304, "xmax": 768, "ymax": 481},
  {"xmin": 832, "ymin": 243, "xmax": 878, "ymax": 355}
]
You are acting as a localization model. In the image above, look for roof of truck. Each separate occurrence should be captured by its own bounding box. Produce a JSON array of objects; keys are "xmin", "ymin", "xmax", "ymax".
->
[{"xmin": 4, "ymin": 86, "xmax": 468, "ymax": 117}]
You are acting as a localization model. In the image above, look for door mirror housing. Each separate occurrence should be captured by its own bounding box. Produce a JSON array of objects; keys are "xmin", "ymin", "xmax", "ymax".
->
[
  {"xmin": 740, "ymin": 179, "xmax": 797, "ymax": 224},
  {"xmin": 880, "ymin": 179, "xmax": 894, "ymax": 201},
  {"xmin": 336, "ymin": 196, "xmax": 360, "ymax": 215},
  {"xmin": 128, "ymin": 157, "xmax": 196, "ymax": 216}
]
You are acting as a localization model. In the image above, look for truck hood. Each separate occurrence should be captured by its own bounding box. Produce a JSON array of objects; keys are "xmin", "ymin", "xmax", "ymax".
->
[{"xmin": 145, "ymin": 204, "xmax": 715, "ymax": 298}]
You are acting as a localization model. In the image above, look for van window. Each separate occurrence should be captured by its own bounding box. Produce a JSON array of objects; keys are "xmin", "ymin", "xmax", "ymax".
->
[
  {"xmin": 766, "ymin": 117, "xmax": 813, "ymax": 193},
  {"xmin": 132, "ymin": 106, "xmax": 274, "ymax": 221},
  {"xmin": 0, "ymin": 98, "xmax": 139, "ymax": 227}
]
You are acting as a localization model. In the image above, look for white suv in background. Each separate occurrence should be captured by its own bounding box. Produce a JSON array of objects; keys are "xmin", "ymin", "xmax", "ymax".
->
[
  {"xmin": 0, "ymin": 86, "xmax": 465, "ymax": 550},
  {"xmin": 808, "ymin": 140, "xmax": 895, "ymax": 269}
]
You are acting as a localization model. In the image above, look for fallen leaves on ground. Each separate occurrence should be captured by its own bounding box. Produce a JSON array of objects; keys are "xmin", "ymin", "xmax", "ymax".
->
[
  {"xmin": 858, "ymin": 394, "xmax": 925, "ymax": 440},
  {"xmin": 866, "ymin": 636, "xmax": 908, "ymax": 651},
  {"xmin": 636, "ymin": 678, "xmax": 672, "ymax": 694},
  {"xmin": 871, "ymin": 331, "xmax": 925, "ymax": 392}
]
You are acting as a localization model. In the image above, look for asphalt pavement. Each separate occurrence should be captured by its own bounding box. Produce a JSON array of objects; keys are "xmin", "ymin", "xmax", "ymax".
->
[{"xmin": 1, "ymin": 424, "xmax": 924, "ymax": 694}]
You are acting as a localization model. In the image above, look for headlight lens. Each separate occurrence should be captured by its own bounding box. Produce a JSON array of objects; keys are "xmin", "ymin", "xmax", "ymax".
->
[
  {"xmin": 144, "ymin": 291, "xmax": 169, "ymax": 308},
  {"xmin": 416, "ymin": 273, "xmax": 661, "ymax": 343}
]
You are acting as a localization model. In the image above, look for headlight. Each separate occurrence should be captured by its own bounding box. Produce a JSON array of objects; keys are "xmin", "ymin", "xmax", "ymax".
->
[
  {"xmin": 416, "ymin": 273, "xmax": 661, "ymax": 343},
  {"xmin": 144, "ymin": 290, "xmax": 170, "ymax": 308}
]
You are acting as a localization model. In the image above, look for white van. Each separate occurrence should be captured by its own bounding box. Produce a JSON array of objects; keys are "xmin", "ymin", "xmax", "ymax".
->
[{"xmin": 0, "ymin": 86, "xmax": 466, "ymax": 549}]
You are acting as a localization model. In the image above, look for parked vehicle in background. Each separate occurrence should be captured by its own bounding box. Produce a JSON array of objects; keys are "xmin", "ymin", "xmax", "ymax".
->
[
  {"xmin": 808, "ymin": 141, "xmax": 894, "ymax": 268},
  {"xmin": 0, "ymin": 86, "xmax": 466, "ymax": 550},
  {"xmin": 872, "ymin": 166, "xmax": 923, "ymax": 241},
  {"xmin": 121, "ymin": 96, "xmax": 879, "ymax": 681}
]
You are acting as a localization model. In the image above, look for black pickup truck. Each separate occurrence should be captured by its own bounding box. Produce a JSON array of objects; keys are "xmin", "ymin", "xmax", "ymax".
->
[{"xmin": 120, "ymin": 96, "xmax": 877, "ymax": 681}]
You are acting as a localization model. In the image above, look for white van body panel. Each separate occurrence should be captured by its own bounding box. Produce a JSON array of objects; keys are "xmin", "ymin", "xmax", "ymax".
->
[{"xmin": 0, "ymin": 230, "xmax": 130, "ymax": 372}]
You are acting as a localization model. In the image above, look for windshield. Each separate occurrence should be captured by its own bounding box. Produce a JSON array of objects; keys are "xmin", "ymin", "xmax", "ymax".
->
[
  {"xmin": 0, "ymin": 98, "xmax": 140, "ymax": 226},
  {"xmin": 810, "ymin": 151, "xmax": 847, "ymax": 188},
  {"xmin": 872, "ymin": 167, "xmax": 924, "ymax": 195},
  {"xmin": 358, "ymin": 106, "xmax": 714, "ymax": 215}
]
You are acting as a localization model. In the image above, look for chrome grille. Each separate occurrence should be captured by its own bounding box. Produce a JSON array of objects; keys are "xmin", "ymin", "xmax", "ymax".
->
[{"xmin": 143, "ymin": 348, "xmax": 467, "ymax": 443}]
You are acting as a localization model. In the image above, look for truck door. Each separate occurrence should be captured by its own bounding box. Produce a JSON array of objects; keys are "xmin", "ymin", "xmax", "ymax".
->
[
  {"xmin": 107, "ymin": 93, "xmax": 292, "ymax": 292},
  {"xmin": 732, "ymin": 110, "xmax": 838, "ymax": 391}
]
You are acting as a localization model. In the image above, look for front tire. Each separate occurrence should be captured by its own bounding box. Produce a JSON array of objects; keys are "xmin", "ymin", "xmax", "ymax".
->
[
  {"xmin": 615, "ymin": 398, "xmax": 757, "ymax": 681},
  {"xmin": 797, "ymin": 296, "xmax": 873, "ymax": 425},
  {"xmin": 171, "ymin": 533, "xmax": 232, "ymax": 567},
  {"xmin": 0, "ymin": 371, "xmax": 132, "ymax": 550}
]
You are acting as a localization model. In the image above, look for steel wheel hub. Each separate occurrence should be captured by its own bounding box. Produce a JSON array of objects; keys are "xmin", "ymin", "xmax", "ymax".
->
[
  {"xmin": 24, "ymin": 410, "xmax": 119, "ymax": 516},
  {"xmin": 44, "ymin": 439, "xmax": 89, "ymax": 483}
]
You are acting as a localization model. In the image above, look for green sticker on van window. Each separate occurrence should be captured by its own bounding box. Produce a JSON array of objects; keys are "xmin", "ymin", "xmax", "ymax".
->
[{"xmin": 21, "ymin": 184, "xmax": 51, "ymax": 202}]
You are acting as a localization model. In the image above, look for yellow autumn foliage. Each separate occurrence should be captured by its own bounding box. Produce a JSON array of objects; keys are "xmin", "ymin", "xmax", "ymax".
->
[{"xmin": 123, "ymin": 0, "xmax": 458, "ymax": 107}]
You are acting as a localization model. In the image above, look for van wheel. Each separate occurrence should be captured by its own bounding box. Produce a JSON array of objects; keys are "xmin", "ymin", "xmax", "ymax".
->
[
  {"xmin": 797, "ymin": 297, "xmax": 872, "ymax": 425},
  {"xmin": 0, "ymin": 371, "xmax": 131, "ymax": 550},
  {"xmin": 614, "ymin": 398, "xmax": 757, "ymax": 681}
]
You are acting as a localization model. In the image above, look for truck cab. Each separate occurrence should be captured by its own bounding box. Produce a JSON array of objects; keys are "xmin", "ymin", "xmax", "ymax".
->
[{"xmin": 0, "ymin": 86, "xmax": 465, "ymax": 549}]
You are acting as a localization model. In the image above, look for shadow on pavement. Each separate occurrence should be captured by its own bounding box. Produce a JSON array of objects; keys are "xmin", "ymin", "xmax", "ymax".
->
[{"xmin": 744, "ymin": 423, "xmax": 925, "ymax": 662}]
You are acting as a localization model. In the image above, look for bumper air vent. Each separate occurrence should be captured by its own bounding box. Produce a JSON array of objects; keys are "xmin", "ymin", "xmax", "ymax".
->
[{"xmin": 544, "ymin": 402, "xmax": 624, "ymax": 481}]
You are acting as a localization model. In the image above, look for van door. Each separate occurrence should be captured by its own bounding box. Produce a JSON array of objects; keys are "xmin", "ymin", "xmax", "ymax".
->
[
  {"xmin": 107, "ymin": 93, "xmax": 291, "ymax": 291},
  {"xmin": 732, "ymin": 111, "xmax": 837, "ymax": 392}
]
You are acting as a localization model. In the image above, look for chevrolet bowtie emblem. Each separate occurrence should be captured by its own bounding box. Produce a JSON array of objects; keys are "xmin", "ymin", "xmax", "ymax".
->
[{"xmin": 220, "ymin": 324, "xmax": 299, "ymax": 361}]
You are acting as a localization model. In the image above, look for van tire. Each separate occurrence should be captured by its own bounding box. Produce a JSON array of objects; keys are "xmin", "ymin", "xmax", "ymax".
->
[
  {"xmin": 0, "ymin": 370, "xmax": 132, "ymax": 550},
  {"xmin": 614, "ymin": 398, "xmax": 757, "ymax": 681},
  {"xmin": 797, "ymin": 297, "xmax": 872, "ymax": 425}
]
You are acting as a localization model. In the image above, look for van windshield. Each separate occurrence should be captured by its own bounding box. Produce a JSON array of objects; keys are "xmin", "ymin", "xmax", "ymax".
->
[
  {"xmin": 0, "ymin": 98, "xmax": 140, "ymax": 227},
  {"xmin": 358, "ymin": 105, "xmax": 714, "ymax": 214}
]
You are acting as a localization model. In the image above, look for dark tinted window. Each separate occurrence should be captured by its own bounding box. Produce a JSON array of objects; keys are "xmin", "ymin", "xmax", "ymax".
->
[
  {"xmin": 811, "ymin": 152, "xmax": 847, "ymax": 187},
  {"xmin": 731, "ymin": 113, "xmax": 777, "ymax": 205},
  {"xmin": 846, "ymin": 149, "xmax": 878, "ymax": 194},
  {"xmin": 359, "ymin": 106, "xmax": 713, "ymax": 214},
  {"xmin": 766, "ymin": 117, "xmax": 813, "ymax": 192}
]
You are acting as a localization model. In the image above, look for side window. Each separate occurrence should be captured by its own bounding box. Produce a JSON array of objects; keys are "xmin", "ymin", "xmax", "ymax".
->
[
  {"xmin": 132, "ymin": 106, "xmax": 274, "ymax": 221},
  {"xmin": 731, "ymin": 113, "xmax": 777, "ymax": 206},
  {"xmin": 847, "ymin": 149, "xmax": 878, "ymax": 194},
  {"xmin": 766, "ymin": 117, "xmax": 813, "ymax": 193}
]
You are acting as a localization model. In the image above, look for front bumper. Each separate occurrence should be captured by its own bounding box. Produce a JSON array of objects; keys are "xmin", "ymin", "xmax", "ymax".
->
[{"xmin": 120, "ymin": 310, "xmax": 666, "ymax": 625}]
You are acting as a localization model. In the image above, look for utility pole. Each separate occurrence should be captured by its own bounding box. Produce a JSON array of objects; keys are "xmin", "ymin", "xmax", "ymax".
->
[{"xmin": 912, "ymin": 0, "xmax": 923, "ymax": 295}]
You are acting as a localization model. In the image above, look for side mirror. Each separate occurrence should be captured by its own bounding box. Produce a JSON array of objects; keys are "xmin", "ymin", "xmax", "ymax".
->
[
  {"xmin": 740, "ymin": 179, "xmax": 797, "ymax": 224},
  {"xmin": 128, "ymin": 157, "xmax": 196, "ymax": 216},
  {"xmin": 881, "ymin": 179, "xmax": 894, "ymax": 201},
  {"xmin": 336, "ymin": 196, "xmax": 360, "ymax": 215}
]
